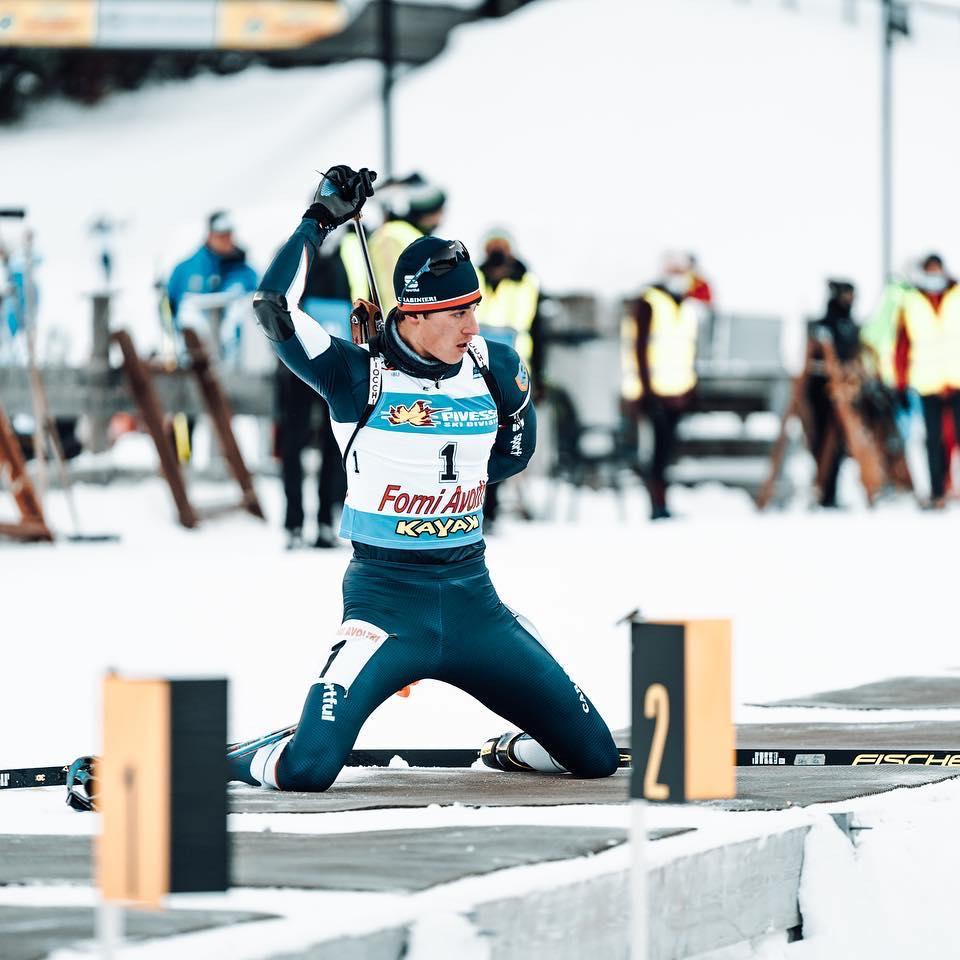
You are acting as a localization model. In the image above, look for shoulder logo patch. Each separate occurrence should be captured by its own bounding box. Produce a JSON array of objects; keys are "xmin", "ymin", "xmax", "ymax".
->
[{"xmin": 515, "ymin": 362, "xmax": 530, "ymax": 393}]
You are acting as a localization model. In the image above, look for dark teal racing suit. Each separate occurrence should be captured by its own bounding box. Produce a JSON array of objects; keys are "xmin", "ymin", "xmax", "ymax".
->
[{"xmin": 234, "ymin": 218, "xmax": 618, "ymax": 790}]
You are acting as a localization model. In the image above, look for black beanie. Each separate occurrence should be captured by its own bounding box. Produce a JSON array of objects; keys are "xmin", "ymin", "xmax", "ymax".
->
[{"xmin": 394, "ymin": 236, "xmax": 482, "ymax": 315}]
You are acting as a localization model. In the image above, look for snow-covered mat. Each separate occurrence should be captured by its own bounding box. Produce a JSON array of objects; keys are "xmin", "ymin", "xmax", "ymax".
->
[
  {"xmin": 0, "ymin": 825, "xmax": 680, "ymax": 892},
  {"xmin": 0, "ymin": 905, "xmax": 274, "ymax": 960},
  {"xmin": 761, "ymin": 675, "xmax": 960, "ymax": 709}
]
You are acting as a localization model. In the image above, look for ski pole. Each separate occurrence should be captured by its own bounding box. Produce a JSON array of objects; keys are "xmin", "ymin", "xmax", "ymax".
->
[
  {"xmin": 351, "ymin": 168, "xmax": 381, "ymax": 311},
  {"xmin": 349, "ymin": 214, "xmax": 383, "ymax": 346},
  {"xmin": 352, "ymin": 218, "xmax": 381, "ymax": 316}
]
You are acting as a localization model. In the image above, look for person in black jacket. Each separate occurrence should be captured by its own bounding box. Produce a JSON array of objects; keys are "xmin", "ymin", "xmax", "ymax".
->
[
  {"xmin": 275, "ymin": 229, "xmax": 351, "ymax": 548},
  {"xmin": 806, "ymin": 279, "xmax": 860, "ymax": 507}
]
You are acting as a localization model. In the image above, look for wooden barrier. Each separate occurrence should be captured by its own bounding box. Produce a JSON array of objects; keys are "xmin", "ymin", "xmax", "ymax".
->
[
  {"xmin": 0, "ymin": 400, "xmax": 53, "ymax": 542},
  {"xmin": 111, "ymin": 328, "xmax": 265, "ymax": 529}
]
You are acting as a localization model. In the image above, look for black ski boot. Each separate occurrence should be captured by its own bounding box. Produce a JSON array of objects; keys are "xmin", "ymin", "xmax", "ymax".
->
[{"xmin": 480, "ymin": 732, "xmax": 533, "ymax": 772}]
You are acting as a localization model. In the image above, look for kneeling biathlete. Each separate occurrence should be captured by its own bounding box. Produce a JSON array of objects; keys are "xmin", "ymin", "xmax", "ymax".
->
[{"xmin": 231, "ymin": 165, "xmax": 618, "ymax": 790}]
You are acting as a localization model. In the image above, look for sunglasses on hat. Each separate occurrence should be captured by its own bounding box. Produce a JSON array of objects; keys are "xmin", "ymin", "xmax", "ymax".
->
[
  {"xmin": 399, "ymin": 241, "xmax": 471, "ymax": 306},
  {"xmin": 422, "ymin": 240, "xmax": 470, "ymax": 276}
]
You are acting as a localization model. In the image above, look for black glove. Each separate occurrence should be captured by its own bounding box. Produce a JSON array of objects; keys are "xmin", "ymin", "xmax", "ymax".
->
[{"xmin": 303, "ymin": 165, "xmax": 377, "ymax": 228}]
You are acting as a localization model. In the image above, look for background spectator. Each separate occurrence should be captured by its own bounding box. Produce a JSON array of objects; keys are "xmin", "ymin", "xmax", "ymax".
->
[
  {"xmin": 476, "ymin": 228, "xmax": 543, "ymax": 527},
  {"xmin": 806, "ymin": 279, "xmax": 860, "ymax": 508},
  {"xmin": 276, "ymin": 227, "xmax": 352, "ymax": 549},
  {"xmin": 893, "ymin": 254, "xmax": 960, "ymax": 507},
  {"xmin": 622, "ymin": 254, "xmax": 703, "ymax": 520}
]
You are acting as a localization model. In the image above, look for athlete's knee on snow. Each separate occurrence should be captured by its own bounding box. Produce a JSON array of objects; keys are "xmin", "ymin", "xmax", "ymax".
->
[
  {"xmin": 275, "ymin": 681, "xmax": 352, "ymax": 791},
  {"xmin": 277, "ymin": 745, "xmax": 343, "ymax": 792},
  {"xmin": 247, "ymin": 731, "xmax": 342, "ymax": 792},
  {"xmin": 557, "ymin": 700, "xmax": 620, "ymax": 778},
  {"xmin": 566, "ymin": 734, "xmax": 620, "ymax": 779}
]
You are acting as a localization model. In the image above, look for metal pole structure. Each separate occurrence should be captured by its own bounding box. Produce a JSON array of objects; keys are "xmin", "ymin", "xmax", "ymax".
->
[
  {"xmin": 630, "ymin": 798, "xmax": 648, "ymax": 960},
  {"xmin": 380, "ymin": 0, "xmax": 396, "ymax": 180},
  {"xmin": 880, "ymin": 1, "xmax": 910, "ymax": 283},
  {"xmin": 881, "ymin": 0, "xmax": 894, "ymax": 283},
  {"xmin": 89, "ymin": 293, "xmax": 112, "ymax": 454},
  {"xmin": 96, "ymin": 898, "xmax": 123, "ymax": 959}
]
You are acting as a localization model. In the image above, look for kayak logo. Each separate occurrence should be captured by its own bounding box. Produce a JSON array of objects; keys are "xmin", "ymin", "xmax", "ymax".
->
[
  {"xmin": 573, "ymin": 683, "xmax": 590, "ymax": 714},
  {"xmin": 395, "ymin": 513, "xmax": 480, "ymax": 539},
  {"xmin": 386, "ymin": 399, "xmax": 441, "ymax": 428},
  {"xmin": 0, "ymin": 773, "xmax": 7, "ymax": 788}
]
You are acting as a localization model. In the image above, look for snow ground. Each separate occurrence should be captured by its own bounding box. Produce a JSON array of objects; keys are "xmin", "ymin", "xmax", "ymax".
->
[
  {"xmin": 4, "ymin": 777, "xmax": 960, "ymax": 960},
  {"xmin": 3, "ymin": 462, "xmax": 960, "ymax": 958},
  {"xmin": 5, "ymin": 459, "xmax": 960, "ymax": 768}
]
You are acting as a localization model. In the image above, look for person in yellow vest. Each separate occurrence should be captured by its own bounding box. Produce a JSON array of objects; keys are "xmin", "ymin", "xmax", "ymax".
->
[
  {"xmin": 622, "ymin": 255, "xmax": 701, "ymax": 520},
  {"xmin": 343, "ymin": 173, "xmax": 446, "ymax": 313},
  {"xmin": 476, "ymin": 230, "xmax": 542, "ymax": 378},
  {"xmin": 895, "ymin": 254, "xmax": 960, "ymax": 508},
  {"xmin": 862, "ymin": 274, "xmax": 916, "ymax": 443},
  {"xmin": 475, "ymin": 229, "xmax": 543, "ymax": 527}
]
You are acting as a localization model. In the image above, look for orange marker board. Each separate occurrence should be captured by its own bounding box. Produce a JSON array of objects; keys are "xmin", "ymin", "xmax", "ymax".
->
[
  {"xmin": 96, "ymin": 675, "xmax": 228, "ymax": 907},
  {"xmin": 631, "ymin": 619, "xmax": 735, "ymax": 802},
  {"xmin": 97, "ymin": 676, "xmax": 171, "ymax": 907}
]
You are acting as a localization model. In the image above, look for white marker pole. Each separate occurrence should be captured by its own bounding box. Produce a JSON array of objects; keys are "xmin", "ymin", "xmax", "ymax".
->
[
  {"xmin": 97, "ymin": 898, "xmax": 123, "ymax": 959},
  {"xmin": 630, "ymin": 796, "xmax": 647, "ymax": 960}
]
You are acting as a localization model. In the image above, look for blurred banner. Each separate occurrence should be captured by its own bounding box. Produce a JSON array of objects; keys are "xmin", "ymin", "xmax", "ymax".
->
[
  {"xmin": 0, "ymin": 0, "xmax": 347, "ymax": 48},
  {"xmin": 98, "ymin": 0, "xmax": 216, "ymax": 49},
  {"xmin": 219, "ymin": 0, "xmax": 347, "ymax": 49},
  {"xmin": 0, "ymin": 1, "xmax": 96, "ymax": 47}
]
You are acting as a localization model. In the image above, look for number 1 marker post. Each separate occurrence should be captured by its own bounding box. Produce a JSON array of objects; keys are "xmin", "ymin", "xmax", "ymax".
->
[
  {"xmin": 97, "ymin": 675, "xmax": 229, "ymax": 957},
  {"xmin": 629, "ymin": 619, "xmax": 735, "ymax": 959}
]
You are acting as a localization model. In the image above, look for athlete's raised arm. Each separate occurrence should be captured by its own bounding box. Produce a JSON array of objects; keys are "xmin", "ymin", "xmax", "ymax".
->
[{"xmin": 253, "ymin": 165, "xmax": 376, "ymax": 402}]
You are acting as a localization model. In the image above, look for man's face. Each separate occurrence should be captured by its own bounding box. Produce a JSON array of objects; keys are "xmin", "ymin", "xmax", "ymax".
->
[
  {"xmin": 207, "ymin": 230, "xmax": 235, "ymax": 255},
  {"xmin": 663, "ymin": 266, "xmax": 690, "ymax": 297},
  {"xmin": 403, "ymin": 304, "xmax": 480, "ymax": 364},
  {"xmin": 916, "ymin": 260, "xmax": 947, "ymax": 293},
  {"xmin": 415, "ymin": 209, "xmax": 444, "ymax": 235},
  {"xmin": 485, "ymin": 238, "xmax": 511, "ymax": 258},
  {"xmin": 484, "ymin": 238, "xmax": 513, "ymax": 277}
]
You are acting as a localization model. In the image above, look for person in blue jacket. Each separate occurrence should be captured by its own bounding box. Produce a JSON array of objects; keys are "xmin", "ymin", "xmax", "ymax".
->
[
  {"xmin": 230, "ymin": 165, "xmax": 619, "ymax": 791},
  {"xmin": 166, "ymin": 210, "xmax": 258, "ymax": 324}
]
